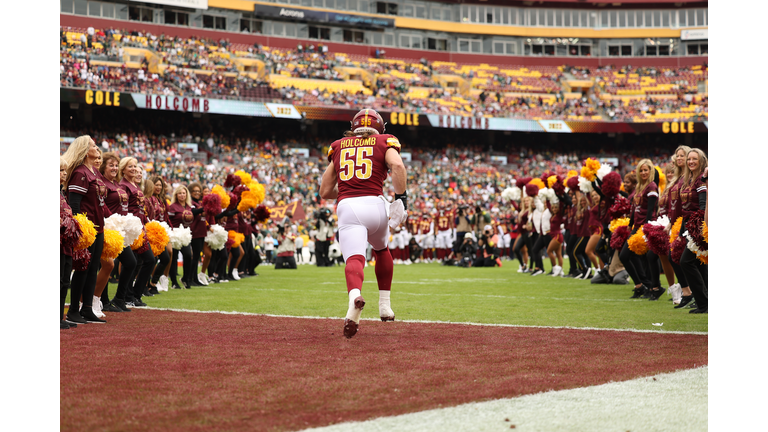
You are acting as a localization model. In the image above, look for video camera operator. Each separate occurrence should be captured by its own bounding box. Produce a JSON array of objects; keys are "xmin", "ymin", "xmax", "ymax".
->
[
  {"xmin": 456, "ymin": 235, "xmax": 477, "ymax": 267},
  {"xmin": 274, "ymin": 222, "xmax": 297, "ymax": 269},
  {"xmin": 314, "ymin": 207, "xmax": 334, "ymax": 267},
  {"xmin": 472, "ymin": 225, "xmax": 500, "ymax": 267},
  {"xmin": 454, "ymin": 203, "xmax": 473, "ymax": 259}
]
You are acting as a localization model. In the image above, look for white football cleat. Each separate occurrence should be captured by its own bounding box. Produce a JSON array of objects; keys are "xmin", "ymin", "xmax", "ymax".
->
[{"xmin": 344, "ymin": 289, "xmax": 365, "ymax": 339}]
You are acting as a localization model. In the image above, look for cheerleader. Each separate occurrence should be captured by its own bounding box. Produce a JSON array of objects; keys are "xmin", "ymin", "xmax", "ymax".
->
[
  {"xmin": 200, "ymin": 186, "xmax": 215, "ymax": 277},
  {"xmin": 619, "ymin": 159, "xmax": 659, "ymax": 299},
  {"xmin": 223, "ymin": 203, "xmax": 244, "ymax": 281},
  {"xmin": 583, "ymin": 190, "xmax": 605, "ymax": 279},
  {"xmin": 90, "ymin": 151, "xmax": 114, "ymax": 318},
  {"xmin": 529, "ymin": 195, "xmax": 550, "ymax": 276},
  {"xmin": 572, "ymin": 191, "xmax": 592, "ymax": 279},
  {"xmin": 168, "ymin": 185, "xmax": 199, "ymax": 289},
  {"xmin": 96, "ymin": 151, "xmax": 132, "ymax": 313},
  {"xmin": 188, "ymin": 182, "xmax": 208, "ymax": 285},
  {"xmin": 666, "ymin": 145, "xmax": 695, "ymax": 308},
  {"xmin": 60, "ymin": 157, "xmax": 77, "ymax": 329},
  {"xmin": 119, "ymin": 157, "xmax": 155, "ymax": 307},
  {"xmin": 62, "ymin": 135, "xmax": 106, "ymax": 324},
  {"xmin": 546, "ymin": 200, "xmax": 566, "ymax": 277},
  {"xmin": 148, "ymin": 175, "xmax": 172, "ymax": 291},
  {"xmin": 678, "ymin": 148, "xmax": 708, "ymax": 313},
  {"xmin": 512, "ymin": 196, "xmax": 532, "ymax": 273},
  {"xmin": 654, "ymin": 161, "xmax": 681, "ymax": 302}
]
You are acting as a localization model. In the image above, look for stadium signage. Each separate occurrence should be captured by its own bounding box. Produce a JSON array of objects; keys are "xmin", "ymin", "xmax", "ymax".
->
[
  {"xmin": 662, "ymin": 121, "xmax": 695, "ymax": 134},
  {"xmin": 141, "ymin": 95, "xmax": 210, "ymax": 112},
  {"xmin": 253, "ymin": 4, "xmax": 394, "ymax": 29},
  {"xmin": 85, "ymin": 90, "xmax": 121, "ymax": 107},
  {"xmin": 389, "ymin": 112, "xmax": 420, "ymax": 126},
  {"xmin": 434, "ymin": 115, "xmax": 490, "ymax": 130}
]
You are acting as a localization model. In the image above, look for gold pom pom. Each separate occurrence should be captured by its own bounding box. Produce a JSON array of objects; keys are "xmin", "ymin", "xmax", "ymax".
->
[
  {"xmin": 609, "ymin": 217, "xmax": 630, "ymax": 233},
  {"xmin": 628, "ymin": 227, "xmax": 648, "ymax": 255},
  {"xmin": 234, "ymin": 170, "xmax": 252, "ymax": 185},
  {"xmin": 702, "ymin": 221, "xmax": 708, "ymax": 243},
  {"xmin": 669, "ymin": 217, "xmax": 683, "ymax": 244},
  {"xmin": 73, "ymin": 213, "xmax": 96, "ymax": 251},
  {"xmin": 131, "ymin": 231, "xmax": 145, "ymax": 250},
  {"xmin": 145, "ymin": 221, "xmax": 170, "ymax": 256},
  {"xmin": 528, "ymin": 178, "xmax": 545, "ymax": 190},
  {"xmin": 102, "ymin": 229, "xmax": 125, "ymax": 260},
  {"xmin": 212, "ymin": 185, "xmax": 230, "ymax": 209},
  {"xmin": 547, "ymin": 175, "xmax": 558, "ymax": 188}
]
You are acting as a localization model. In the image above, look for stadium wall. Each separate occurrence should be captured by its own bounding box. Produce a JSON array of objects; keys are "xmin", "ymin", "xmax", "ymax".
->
[{"xmin": 60, "ymin": 14, "xmax": 707, "ymax": 67}]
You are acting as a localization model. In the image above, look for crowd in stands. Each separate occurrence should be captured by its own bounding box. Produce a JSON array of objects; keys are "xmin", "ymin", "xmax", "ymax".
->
[{"xmin": 60, "ymin": 25, "xmax": 708, "ymax": 121}]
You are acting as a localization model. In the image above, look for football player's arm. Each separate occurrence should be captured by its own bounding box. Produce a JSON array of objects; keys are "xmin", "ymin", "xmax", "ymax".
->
[
  {"xmin": 385, "ymin": 148, "xmax": 406, "ymax": 195},
  {"xmin": 319, "ymin": 162, "xmax": 338, "ymax": 200}
]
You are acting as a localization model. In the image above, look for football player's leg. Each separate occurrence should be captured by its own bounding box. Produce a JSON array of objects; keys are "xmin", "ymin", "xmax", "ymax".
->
[
  {"xmin": 337, "ymin": 201, "xmax": 370, "ymax": 338},
  {"xmin": 366, "ymin": 202, "xmax": 395, "ymax": 321}
]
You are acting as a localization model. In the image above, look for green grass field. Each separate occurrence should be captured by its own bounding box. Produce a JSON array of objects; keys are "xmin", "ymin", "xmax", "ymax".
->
[{"xmin": 140, "ymin": 259, "xmax": 708, "ymax": 334}]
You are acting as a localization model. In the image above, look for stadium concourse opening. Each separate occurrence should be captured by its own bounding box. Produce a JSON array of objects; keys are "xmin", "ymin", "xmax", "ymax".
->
[{"xmin": 61, "ymin": 102, "xmax": 707, "ymax": 168}]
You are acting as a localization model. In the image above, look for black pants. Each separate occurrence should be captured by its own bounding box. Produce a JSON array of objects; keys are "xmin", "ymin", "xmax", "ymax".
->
[
  {"xmin": 680, "ymin": 248, "xmax": 708, "ymax": 309},
  {"xmin": 170, "ymin": 245, "xmax": 192, "ymax": 285},
  {"xmin": 265, "ymin": 250, "xmax": 273, "ymax": 264},
  {"xmin": 531, "ymin": 233, "xmax": 551, "ymax": 270},
  {"xmin": 565, "ymin": 232, "xmax": 578, "ymax": 274},
  {"xmin": 152, "ymin": 249, "xmax": 170, "ymax": 283},
  {"xmin": 572, "ymin": 236, "xmax": 590, "ymax": 273},
  {"xmin": 113, "ymin": 246, "xmax": 137, "ymax": 302},
  {"xmin": 133, "ymin": 248, "xmax": 156, "ymax": 300},
  {"xmin": 70, "ymin": 232, "xmax": 104, "ymax": 314},
  {"xmin": 645, "ymin": 250, "xmax": 661, "ymax": 289},
  {"xmin": 215, "ymin": 248, "xmax": 229, "ymax": 277},
  {"xmin": 596, "ymin": 236, "xmax": 611, "ymax": 266},
  {"xmin": 619, "ymin": 228, "xmax": 651, "ymax": 288},
  {"xmin": 316, "ymin": 240, "xmax": 330, "ymax": 267},
  {"xmin": 228, "ymin": 245, "xmax": 241, "ymax": 276},
  {"xmin": 191, "ymin": 237, "xmax": 204, "ymax": 279},
  {"xmin": 669, "ymin": 251, "xmax": 689, "ymax": 287},
  {"xmin": 60, "ymin": 251, "xmax": 72, "ymax": 321},
  {"xmin": 275, "ymin": 255, "xmax": 297, "ymax": 269},
  {"xmin": 238, "ymin": 236, "xmax": 254, "ymax": 274},
  {"xmin": 472, "ymin": 256, "xmax": 496, "ymax": 267},
  {"xmin": 513, "ymin": 231, "xmax": 531, "ymax": 267},
  {"xmin": 249, "ymin": 245, "xmax": 262, "ymax": 274}
]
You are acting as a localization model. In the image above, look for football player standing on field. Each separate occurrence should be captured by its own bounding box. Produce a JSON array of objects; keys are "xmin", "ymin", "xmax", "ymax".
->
[{"xmin": 319, "ymin": 109, "xmax": 408, "ymax": 339}]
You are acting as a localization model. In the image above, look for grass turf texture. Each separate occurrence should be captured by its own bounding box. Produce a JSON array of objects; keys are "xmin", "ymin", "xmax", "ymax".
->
[
  {"xmin": 128, "ymin": 260, "xmax": 707, "ymax": 333},
  {"xmin": 60, "ymin": 310, "xmax": 707, "ymax": 432}
]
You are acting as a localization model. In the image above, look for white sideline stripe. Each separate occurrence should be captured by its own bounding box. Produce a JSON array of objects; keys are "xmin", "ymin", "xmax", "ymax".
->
[
  {"xmin": 301, "ymin": 367, "xmax": 708, "ymax": 432},
  {"xmin": 141, "ymin": 307, "xmax": 707, "ymax": 335}
]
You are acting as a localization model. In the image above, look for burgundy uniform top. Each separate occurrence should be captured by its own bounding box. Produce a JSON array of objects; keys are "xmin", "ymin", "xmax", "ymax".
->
[
  {"xmin": 68, "ymin": 164, "xmax": 107, "ymax": 233},
  {"xmin": 680, "ymin": 174, "xmax": 707, "ymax": 216},
  {"xmin": 150, "ymin": 195, "xmax": 170, "ymax": 223},
  {"xmin": 406, "ymin": 217, "xmax": 419, "ymax": 235},
  {"xmin": 434, "ymin": 212, "xmax": 452, "ymax": 232},
  {"xmin": 119, "ymin": 179, "xmax": 148, "ymax": 224},
  {"xmin": 588, "ymin": 196, "xmax": 613, "ymax": 229},
  {"xmin": 418, "ymin": 216, "xmax": 432, "ymax": 235},
  {"xmin": 60, "ymin": 191, "xmax": 74, "ymax": 256},
  {"xmin": 630, "ymin": 182, "xmax": 658, "ymax": 228},
  {"xmin": 517, "ymin": 210, "xmax": 530, "ymax": 234},
  {"xmin": 666, "ymin": 177, "xmax": 685, "ymax": 222},
  {"xmin": 190, "ymin": 199, "xmax": 208, "ymax": 238},
  {"xmin": 658, "ymin": 187, "xmax": 670, "ymax": 217},
  {"xmin": 565, "ymin": 205, "xmax": 576, "ymax": 232},
  {"xmin": 327, "ymin": 133, "xmax": 401, "ymax": 203},
  {"xmin": 103, "ymin": 177, "xmax": 130, "ymax": 216},
  {"xmin": 224, "ymin": 211, "xmax": 240, "ymax": 232},
  {"xmin": 237, "ymin": 212, "xmax": 250, "ymax": 237},
  {"xmin": 575, "ymin": 207, "xmax": 591, "ymax": 237},
  {"xmin": 547, "ymin": 202, "xmax": 566, "ymax": 235},
  {"xmin": 168, "ymin": 202, "xmax": 194, "ymax": 229}
]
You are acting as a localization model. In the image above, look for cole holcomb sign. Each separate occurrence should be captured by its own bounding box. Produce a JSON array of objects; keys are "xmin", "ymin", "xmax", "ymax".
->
[{"xmin": 253, "ymin": 4, "xmax": 394, "ymax": 29}]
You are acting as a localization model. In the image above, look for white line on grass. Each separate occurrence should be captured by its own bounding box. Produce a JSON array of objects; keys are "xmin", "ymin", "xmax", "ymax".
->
[
  {"xmin": 300, "ymin": 366, "xmax": 708, "ymax": 432},
  {"xmin": 141, "ymin": 306, "xmax": 707, "ymax": 335}
]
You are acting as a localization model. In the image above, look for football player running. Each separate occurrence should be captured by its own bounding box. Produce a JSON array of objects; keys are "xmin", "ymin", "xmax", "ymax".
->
[{"xmin": 319, "ymin": 109, "xmax": 407, "ymax": 339}]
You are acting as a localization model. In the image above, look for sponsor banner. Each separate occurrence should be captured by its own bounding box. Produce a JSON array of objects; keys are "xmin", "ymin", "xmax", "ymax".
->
[
  {"xmin": 133, "ymin": 94, "xmax": 274, "ymax": 117},
  {"xmin": 681, "ymin": 29, "xmax": 708, "ymax": 41},
  {"xmin": 490, "ymin": 155, "xmax": 508, "ymax": 165},
  {"xmin": 130, "ymin": 0, "xmax": 207, "ymax": 10},
  {"xmin": 268, "ymin": 201, "xmax": 306, "ymax": 222},
  {"xmin": 178, "ymin": 142, "xmax": 198, "ymax": 152},
  {"xmin": 538, "ymin": 120, "xmax": 572, "ymax": 133},
  {"xmin": 254, "ymin": 4, "xmax": 394, "ymax": 29},
  {"xmin": 288, "ymin": 148, "xmax": 310, "ymax": 158},
  {"xmin": 400, "ymin": 152, "xmax": 412, "ymax": 162},
  {"xmin": 266, "ymin": 103, "xmax": 302, "ymax": 119}
]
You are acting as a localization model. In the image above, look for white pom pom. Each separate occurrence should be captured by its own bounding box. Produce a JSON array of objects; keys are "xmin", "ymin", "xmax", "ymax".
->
[
  {"xmin": 578, "ymin": 176, "xmax": 593, "ymax": 194},
  {"xmin": 501, "ymin": 186, "xmax": 521, "ymax": 203},
  {"xmin": 205, "ymin": 225, "xmax": 228, "ymax": 250},
  {"xmin": 649, "ymin": 215, "xmax": 671, "ymax": 229},
  {"xmin": 105, "ymin": 214, "xmax": 143, "ymax": 248},
  {"xmin": 169, "ymin": 226, "xmax": 192, "ymax": 249},
  {"xmin": 596, "ymin": 164, "xmax": 612, "ymax": 181}
]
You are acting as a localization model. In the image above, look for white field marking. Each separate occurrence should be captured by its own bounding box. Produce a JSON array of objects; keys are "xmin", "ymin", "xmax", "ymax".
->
[
  {"xmin": 141, "ymin": 307, "xmax": 707, "ymax": 335},
  {"xmin": 300, "ymin": 367, "xmax": 708, "ymax": 432}
]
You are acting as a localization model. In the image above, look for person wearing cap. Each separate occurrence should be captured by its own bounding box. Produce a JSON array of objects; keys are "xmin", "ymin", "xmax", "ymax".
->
[{"xmin": 472, "ymin": 224, "xmax": 500, "ymax": 267}]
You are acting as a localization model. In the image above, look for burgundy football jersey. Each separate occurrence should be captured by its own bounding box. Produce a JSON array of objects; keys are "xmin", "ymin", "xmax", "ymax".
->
[
  {"xmin": 119, "ymin": 179, "xmax": 147, "ymax": 223},
  {"xmin": 631, "ymin": 182, "xmax": 658, "ymax": 228},
  {"xmin": 407, "ymin": 216, "xmax": 419, "ymax": 235},
  {"xmin": 435, "ymin": 212, "xmax": 452, "ymax": 232},
  {"xmin": 69, "ymin": 165, "xmax": 107, "ymax": 233},
  {"xmin": 327, "ymin": 133, "xmax": 401, "ymax": 203},
  {"xmin": 681, "ymin": 175, "xmax": 706, "ymax": 215},
  {"xmin": 150, "ymin": 195, "xmax": 169, "ymax": 223},
  {"xmin": 667, "ymin": 178, "xmax": 684, "ymax": 222},
  {"xmin": 169, "ymin": 202, "xmax": 194, "ymax": 229},
  {"xmin": 190, "ymin": 200, "xmax": 208, "ymax": 238},
  {"xmin": 418, "ymin": 216, "xmax": 432, "ymax": 235},
  {"xmin": 104, "ymin": 178, "xmax": 130, "ymax": 216}
]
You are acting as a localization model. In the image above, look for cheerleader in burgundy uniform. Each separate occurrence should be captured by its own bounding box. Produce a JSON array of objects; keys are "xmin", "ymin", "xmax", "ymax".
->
[
  {"xmin": 90, "ymin": 152, "xmax": 114, "ymax": 318},
  {"xmin": 666, "ymin": 146, "xmax": 695, "ymax": 307},
  {"xmin": 512, "ymin": 196, "xmax": 532, "ymax": 272},
  {"xmin": 147, "ymin": 175, "xmax": 171, "ymax": 291},
  {"xmin": 620, "ymin": 159, "xmax": 659, "ymax": 299},
  {"xmin": 62, "ymin": 135, "xmax": 107, "ymax": 324},
  {"xmin": 119, "ymin": 157, "xmax": 155, "ymax": 307},
  {"xmin": 223, "ymin": 199, "xmax": 244, "ymax": 281},
  {"xmin": 200, "ymin": 186, "xmax": 215, "ymax": 277},
  {"xmin": 563, "ymin": 192, "xmax": 579, "ymax": 277},
  {"xmin": 237, "ymin": 210, "xmax": 257, "ymax": 277},
  {"xmin": 572, "ymin": 192, "xmax": 592, "ymax": 279},
  {"xmin": 60, "ymin": 157, "xmax": 77, "ymax": 329},
  {"xmin": 547, "ymin": 192, "xmax": 571, "ymax": 277},
  {"xmin": 168, "ymin": 185, "xmax": 204, "ymax": 288},
  {"xmin": 188, "ymin": 182, "xmax": 208, "ymax": 286},
  {"xmin": 678, "ymin": 149, "xmax": 708, "ymax": 313},
  {"xmin": 96, "ymin": 152, "xmax": 133, "ymax": 313}
]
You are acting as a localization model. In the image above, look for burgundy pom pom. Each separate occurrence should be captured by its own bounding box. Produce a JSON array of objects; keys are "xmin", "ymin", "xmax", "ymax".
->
[
  {"xmin": 253, "ymin": 204, "xmax": 271, "ymax": 223},
  {"xmin": 551, "ymin": 175, "xmax": 565, "ymax": 196},
  {"xmin": 601, "ymin": 172, "xmax": 622, "ymax": 197},
  {"xmin": 233, "ymin": 184, "xmax": 249, "ymax": 197},
  {"xmin": 525, "ymin": 184, "xmax": 539, "ymax": 197},
  {"xmin": 516, "ymin": 177, "xmax": 532, "ymax": 189},
  {"xmin": 224, "ymin": 174, "xmax": 241, "ymax": 189},
  {"xmin": 540, "ymin": 171, "xmax": 554, "ymax": 185},
  {"xmin": 685, "ymin": 210, "xmax": 707, "ymax": 252},
  {"xmin": 72, "ymin": 248, "xmax": 91, "ymax": 271},
  {"xmin": 202, "ymin": 193, "xmax": 221, "ymax": 216},
  {"xmin": 670, "ymin": 236, "xmax": 686, "ymax": 264},
  {"xmin": 610, "ymin": 225, "xmax": 631, "ymax": 250},
  {"xmin": 60, "ymin": 211, "xmax": 82, "ymax": 249},
  {"xmin": 137, "ymin": 232, "xmax": 151, "ymax": 255},
  {"xmin": 609, "ymin": 196, "xmax": 631, "ymax": 219},
  {"xmin": 566, "ymin": 176, "xmax": 579, "ymax": 191},
  {"xmin": 225, "ymin": 238, "xmax": 235, "ymax": 250},
  {"xmin": 226, "ymin": 192, "xmax": 239, "ymax": 211},
  {"xmin": 643, "ymin": 223, "xmax": 670, "ymax": 256}
]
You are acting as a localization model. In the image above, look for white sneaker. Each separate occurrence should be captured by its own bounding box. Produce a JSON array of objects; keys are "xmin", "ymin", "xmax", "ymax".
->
[
  {"xmin": 92, "ymin": 296, "xmax": 105, "ymax": 318},
  {"xmin": 517, "ymin": 265, "xmax": 524, "ymax": 273},
  {"xmin": 531, "ymin": 269, "xmax": 544, "ymax": 276},
  {"xmin": 158, "ymin": 275, "xmax": 169, "ymax": 292},
  {"xmin": 404, "ymin": 259, "xmax": 412, "ymax": 265},
  {"xmin": 232, "ymin": 268, "xmax": 241, "ymax": 281},
  {"xmin": 670, "ymin": 283, "xmax": 682, "ymax": 304},
  {"xmin": 551, "ymin": 265, "xmax": 562, "ymax": 277},
  {"xmin": 197, "ymin": 273, "xmax": 209, "ymax": 286},
  {"xmin": 579, "ymin": 268, "xmax": 591, "ymax": 280}
]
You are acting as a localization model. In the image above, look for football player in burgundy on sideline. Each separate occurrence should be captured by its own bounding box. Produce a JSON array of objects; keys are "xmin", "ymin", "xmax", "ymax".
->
[{"xmin": 319, "ymin": 109, "xmax": 408, "ymax": 339}]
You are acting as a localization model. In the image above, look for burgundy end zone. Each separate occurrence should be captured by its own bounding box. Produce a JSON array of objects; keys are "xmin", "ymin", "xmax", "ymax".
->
[{"xmin": 61, "ymin": 310, "xmax": 707, "ymax": 432}]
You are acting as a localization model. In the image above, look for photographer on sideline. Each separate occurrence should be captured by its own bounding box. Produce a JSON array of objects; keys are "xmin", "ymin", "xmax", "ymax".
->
[
  {"xmin": 314, "ymin": 207, "xmax": 334, "ymax": 267},
  {"xmin": 472, "ymin": 225, "xmax": 500, "ymax": 267},
  {"xmin": 454, "ymin": 203, "xmax": 473, "ymax": 260},
  {"xmin": 274, "ymin": 223, "xmax": 298, "ymax": 269}
]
